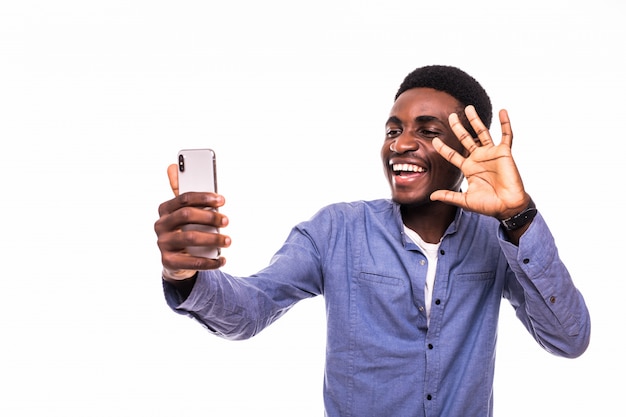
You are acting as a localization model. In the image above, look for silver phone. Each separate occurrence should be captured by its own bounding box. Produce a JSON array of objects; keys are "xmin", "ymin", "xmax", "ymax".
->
[{"xmin": 177, "ymin": 148, "xmax": 220, "ymax": 259}]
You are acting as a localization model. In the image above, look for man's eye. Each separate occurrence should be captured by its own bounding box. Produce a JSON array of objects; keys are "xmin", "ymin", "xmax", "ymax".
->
[
  {"xmin": 419, "ymin": 129, "xmax": 439, "ymax": 138},
  {"xmin": 386, "ymin": 129, "xmax": 401, "ymax": 137}
]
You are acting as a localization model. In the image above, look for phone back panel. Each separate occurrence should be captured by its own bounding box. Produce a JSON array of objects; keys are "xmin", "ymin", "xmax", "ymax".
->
[
  {"xmin": 176, "ymin": 148, "xmax": 219, "ymax": 259},
  {"xmin": 177, "ymin": 148, "xmax": 217, "ymax": 194}
]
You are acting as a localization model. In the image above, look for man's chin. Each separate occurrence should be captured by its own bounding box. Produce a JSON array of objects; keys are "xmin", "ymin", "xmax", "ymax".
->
[{"xmin": 391, "ymin": 194, "xmax": 430, "ymax": 207}]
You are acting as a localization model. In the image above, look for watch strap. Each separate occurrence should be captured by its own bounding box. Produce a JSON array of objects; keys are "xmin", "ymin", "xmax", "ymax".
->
[{"xmin": 500, "ymin": 199, "xmax": 537, "ymax": 231}]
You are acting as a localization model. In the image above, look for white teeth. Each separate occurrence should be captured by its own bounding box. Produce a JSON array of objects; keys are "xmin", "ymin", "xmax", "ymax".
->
[{"xmin": 392, "ymin": 163, "xmax": 425, "ymax": 173}]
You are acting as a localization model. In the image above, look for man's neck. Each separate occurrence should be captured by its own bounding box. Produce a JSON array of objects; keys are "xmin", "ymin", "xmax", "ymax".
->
[{"xmin": 401, "ymin": 202, "xmax": 458, "ymax": 244}]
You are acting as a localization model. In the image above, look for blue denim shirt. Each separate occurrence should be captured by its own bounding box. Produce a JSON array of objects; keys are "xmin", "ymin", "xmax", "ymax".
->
[{"xmin": 164, "ymin": 199, "xmax": 590, "ymax": 417}]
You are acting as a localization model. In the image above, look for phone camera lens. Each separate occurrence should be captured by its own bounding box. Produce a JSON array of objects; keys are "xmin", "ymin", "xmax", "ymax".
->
[{"xmin": 178, "ymin": 154, "xmax": 185, "ymax": 172}]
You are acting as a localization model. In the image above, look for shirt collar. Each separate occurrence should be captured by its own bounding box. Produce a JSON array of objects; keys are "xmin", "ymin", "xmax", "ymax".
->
[{"xmin": 391, "ymin": 201, "xmax": 465, "ymax": 248}]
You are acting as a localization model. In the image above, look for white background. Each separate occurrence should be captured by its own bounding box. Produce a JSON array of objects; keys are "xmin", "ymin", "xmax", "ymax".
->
[{"xmin": 1, "ymin": 1, "xmax": 623, "ymax": 415}]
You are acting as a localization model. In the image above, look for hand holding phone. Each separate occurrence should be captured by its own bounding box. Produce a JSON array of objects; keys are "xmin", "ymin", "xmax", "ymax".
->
[{"xmin": 177, "ymin": 148, "xmax": 220, "ymax": 260}]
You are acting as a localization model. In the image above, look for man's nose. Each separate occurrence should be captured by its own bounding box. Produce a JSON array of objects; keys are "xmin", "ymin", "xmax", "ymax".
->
[{"xmin": 390, "ymin": 133, "xmax": 419, "ymax": 154}]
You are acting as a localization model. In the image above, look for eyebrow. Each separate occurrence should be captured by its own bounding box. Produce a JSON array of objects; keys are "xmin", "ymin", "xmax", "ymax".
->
[
  {"xmin": 385, "ymin": 115, "xmax": 443, "ymax": 126},
  {"xmin": 385, "ymin": 116, "xmax": 402, "ymax": 126}
]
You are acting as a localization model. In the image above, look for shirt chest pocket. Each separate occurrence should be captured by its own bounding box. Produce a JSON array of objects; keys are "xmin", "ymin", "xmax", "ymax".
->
[
  {"xmin": 359, "ymin": 272, "xmax": 403, "ymax": 287},
  {"xmin": 354, "ymin": 271, "xmax": 423, "ymax": 343},
  {"xmin": 454, "ymin": 271, "xmax": 496, "ymax": 283},
  {"xmin": 357, "ymin": 271, "xmax": 409, "ymax": 305}
]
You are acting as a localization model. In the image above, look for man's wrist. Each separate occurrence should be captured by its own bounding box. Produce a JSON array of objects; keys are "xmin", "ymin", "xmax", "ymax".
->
[
  {"xmin": 499, "ymin": 198, "xmax": 537, "ymax": 231},
  {"xmin": 162, "ymin": 267, "xmax": 197, "ymax": 282},
  {"xmin": 162, "ymin": 269, "xmax": 198, "ymax": 301}
]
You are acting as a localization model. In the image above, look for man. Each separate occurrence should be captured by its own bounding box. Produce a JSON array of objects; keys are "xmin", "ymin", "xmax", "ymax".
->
[{"xmin": 154, "ymin": 65, "xmax": 590, "ymax": 416}]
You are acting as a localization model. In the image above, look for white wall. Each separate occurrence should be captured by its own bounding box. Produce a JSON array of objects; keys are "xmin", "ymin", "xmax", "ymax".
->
[{"xmin": 1, "ymin": 1, "xmax": 622, "ymax": 415}]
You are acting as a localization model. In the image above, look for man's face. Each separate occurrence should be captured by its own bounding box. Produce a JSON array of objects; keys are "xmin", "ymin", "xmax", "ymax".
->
[{"xmin": 381, "ymin": 87, "xmax": 467, "ymax": 206}]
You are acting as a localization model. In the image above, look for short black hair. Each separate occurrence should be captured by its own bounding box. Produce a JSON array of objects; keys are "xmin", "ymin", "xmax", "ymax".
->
[{"xmin": 395, "ymin": 65, "xmax": 493, "ymax": 134}]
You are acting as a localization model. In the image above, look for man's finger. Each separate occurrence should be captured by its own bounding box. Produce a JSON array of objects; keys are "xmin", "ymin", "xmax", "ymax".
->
[
  {"xmin": 449, "ymin": 112, "xmax": 479, "ymax": 154},
  {"xmin": 465, "ymin": 105, "xmax": 493, "ymax": 147},
  {"xmin": 167, "ymin": 163, "xmax": 179, "ymax": 196},
  {"xmin": 430, "ymin": 189, "xmax": 467, "ymax": 209},
  {"xmin": 499, "ymin": 109, "xmax": 513, "ymax": 148},
  {"xmin": 433, "ymin": 137, "xmax": 466, "ymax": 169}
]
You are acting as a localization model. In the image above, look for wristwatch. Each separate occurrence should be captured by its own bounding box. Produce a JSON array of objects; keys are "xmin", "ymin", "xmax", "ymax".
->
[{"xmin": 500, "ymin": 199, "xmax": 537, "ymax": 231}]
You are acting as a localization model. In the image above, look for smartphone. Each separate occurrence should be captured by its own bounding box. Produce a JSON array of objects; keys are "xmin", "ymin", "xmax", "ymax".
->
[{"xmin": 177, "ymin": 148, "xmax": 220, "ymax": 259}]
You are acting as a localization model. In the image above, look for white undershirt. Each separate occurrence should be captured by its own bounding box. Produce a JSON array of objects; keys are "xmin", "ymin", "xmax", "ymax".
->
[{"xmin": 403, "ymin": 226, "xmax": 440, "ymax": 325}]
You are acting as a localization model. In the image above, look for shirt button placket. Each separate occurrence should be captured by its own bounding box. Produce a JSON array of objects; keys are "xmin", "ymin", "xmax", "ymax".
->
[
  {"xmin": 425, "ymin": 245, "xmax": 440, "ymax": 416},
  {"xmin": 424, "ymin": 337, "xmax": 436, "ymax": 413},
  {"xmin": 415, "ymin": 256, "xmax": 428, "ymax": 321}
]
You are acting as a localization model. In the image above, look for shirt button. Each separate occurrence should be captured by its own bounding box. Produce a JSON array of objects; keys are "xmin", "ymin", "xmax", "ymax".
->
[
  {"xmin": 418, "ymin": 306, "xmax": 425, "ymax": 312},
  {"xmin": 523, "ymin": 258, "xmax": 530, "ymax": 264},
  {"xmin": 439, "ymin": 249, "xmax": 445, "ymax": 255},
  {"xmin": 435, "ymin": 299, "xmax": 441, "ymax": 305},
  {"xmin": 549, "ymin": 296, "xmax": 556, "ymax": 303},
  {"xmin": 428, "ymin": 344, "xmax": 434, "ymax": 349},
  {"xmin": 419, "ymin": 259, "xmax": 426, "ymax": 266},
  {"xmin": 426, "ymin": 394, "xmax": 433, "ymax": 401}
]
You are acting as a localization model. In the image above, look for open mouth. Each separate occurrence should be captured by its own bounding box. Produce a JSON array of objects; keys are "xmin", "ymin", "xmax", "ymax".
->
[{"xmin": 391, "ymin": 163, "xmax": 426, "ymax": 176}]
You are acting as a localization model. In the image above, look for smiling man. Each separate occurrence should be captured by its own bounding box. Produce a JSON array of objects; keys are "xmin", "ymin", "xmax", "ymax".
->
[{"xmin": 155, "ymin": 65, "xmax": 591, "ymax": 417}]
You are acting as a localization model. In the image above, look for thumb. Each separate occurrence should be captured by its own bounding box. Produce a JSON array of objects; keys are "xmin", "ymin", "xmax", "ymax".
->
[
  {"xmin": 167, "ymin": 164, "xmax": 179, "ymax": 196},
  {"xmin": 430, "ymin": 189, "xmax": 465, "ymax": 208}
]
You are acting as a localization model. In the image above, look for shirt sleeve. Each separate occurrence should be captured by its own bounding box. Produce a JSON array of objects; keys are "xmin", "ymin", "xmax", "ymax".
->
[
  {"xmin": 162, "ymin": 212, "xmax": 328, "ymax": 341},
  {"xmin": 499, "ymin": 212, "xmax": 591, "ymax": 358}
]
